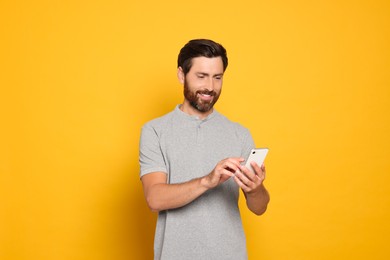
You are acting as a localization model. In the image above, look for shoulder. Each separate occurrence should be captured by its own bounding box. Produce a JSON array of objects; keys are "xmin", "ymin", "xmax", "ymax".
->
[
  {"xmin": 142, "ymin": 109, "xmax": 176, "ymax": 132},
  {"xmin": 212, "ymin": 111, "xmax": 255, "ymax": 156},
  {"xmin": 214, "ymin": 111, "xmax": 250, "ymax": 134}
]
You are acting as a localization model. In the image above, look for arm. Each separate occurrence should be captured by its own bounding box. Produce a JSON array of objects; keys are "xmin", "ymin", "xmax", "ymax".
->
[
  {"xmin": 141, "ymin": 157, "xmax": 244, "ymax": 212},
  {"xmin": 234, "ymin": 162, "xmax": 270, "ymax": 215}
]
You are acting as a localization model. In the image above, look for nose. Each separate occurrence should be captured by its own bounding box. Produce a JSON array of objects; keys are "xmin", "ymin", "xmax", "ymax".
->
[{"xmin": 205, "ymin": 78, "xmax": 215, "ymax": 91}]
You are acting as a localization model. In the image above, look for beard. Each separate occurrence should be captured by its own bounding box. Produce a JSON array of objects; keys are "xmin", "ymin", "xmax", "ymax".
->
[{"xmin": 183, "ymin": 79, "xmax": 221, "ymax": 113}]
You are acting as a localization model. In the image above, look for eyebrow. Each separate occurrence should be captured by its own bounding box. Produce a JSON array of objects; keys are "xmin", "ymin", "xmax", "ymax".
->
[{"xmin": 196, "ymin": 72, "xmax": 224, "ymax": 77}]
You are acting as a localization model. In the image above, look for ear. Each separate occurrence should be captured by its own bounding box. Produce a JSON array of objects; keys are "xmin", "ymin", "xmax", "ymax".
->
[{"xmin": 177, "ymin": 67, "xmax": 185, "ymax": 84}]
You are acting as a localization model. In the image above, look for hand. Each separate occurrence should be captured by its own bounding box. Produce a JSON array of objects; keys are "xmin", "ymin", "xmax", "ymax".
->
[
  {"xmin": 203, "ymin": 157, "xmax": 244, "ymax": 189},
  {"xmin": 234, "ymin": 162, "xmax": 266, "ymax": 195}
]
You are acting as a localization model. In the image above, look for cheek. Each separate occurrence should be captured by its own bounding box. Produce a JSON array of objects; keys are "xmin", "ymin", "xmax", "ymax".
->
[
  {"xmin": 186, "ymin": 76, "xmax": 201, "ymax": 86},
  {"xmin": 190, "ymin": 80, "xmax": 205, "ymax": 90},
  {"xmin": 214, "ymin": 81, "xmax": 223, "ymax": 91}
]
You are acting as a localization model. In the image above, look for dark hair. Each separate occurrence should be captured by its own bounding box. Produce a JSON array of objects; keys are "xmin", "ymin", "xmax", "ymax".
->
[{"xmin": 177, "ymin": 39, "xmax": 228, "ymax": 75}]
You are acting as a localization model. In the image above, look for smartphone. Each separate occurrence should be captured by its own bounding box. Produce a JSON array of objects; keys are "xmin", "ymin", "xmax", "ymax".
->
[{"xmin": 244, "ymin": 148, "xmax": 269, "ymax": 173}]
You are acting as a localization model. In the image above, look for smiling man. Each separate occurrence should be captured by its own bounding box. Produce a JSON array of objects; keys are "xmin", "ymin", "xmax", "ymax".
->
[{"xmin": 139, "ymin": 39, "xmax": 270, "ymax": 260}]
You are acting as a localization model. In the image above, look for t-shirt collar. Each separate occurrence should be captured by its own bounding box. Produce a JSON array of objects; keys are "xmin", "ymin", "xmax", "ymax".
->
[{"xmin": 175, "ymin": 104, "xmax": 218, "ymax": 122}]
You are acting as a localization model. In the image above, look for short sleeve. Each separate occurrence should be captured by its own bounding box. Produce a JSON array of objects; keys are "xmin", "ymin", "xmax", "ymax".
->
[{"xmin": 139, "ymin": 124, "xmax": 167, "ymax": 178}]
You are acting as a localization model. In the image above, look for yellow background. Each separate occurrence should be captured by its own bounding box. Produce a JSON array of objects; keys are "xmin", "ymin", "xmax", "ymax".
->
[{"xmin": 1, "ymin": 0, "xmax": 389, "ymax": 259}]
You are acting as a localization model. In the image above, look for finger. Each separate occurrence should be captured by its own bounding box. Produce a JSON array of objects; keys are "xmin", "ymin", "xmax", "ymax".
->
[
  {"xmin": 251, "ymin": 162, "xmax": 265, "ymax": 177},
  {"xmin": 230, "ymin": 157, "xmax": 245, "ymax": 162},
  {"xmin": 224, "ymin": 160, "xmax": 242, "ymax": 173},
  {"xmin": 227, "ymin": 157, "xmax": 245, "ymax": 167},
  {"xmin": 234, "ymin": 170, "xmax": 253, "ymax": 187},
  {"xmin": 261, "ymin": 164, "xmax": 266, "ymax": 174},
  {"xmin": 221, "ymin": 168, "xmax": 235, "ymax": 177},
  {"xmin": 239, "ymin": 165, "xmax": 257, "ymax": 182},
  {"xmin": 249, "ymin": 163, "xmax": 266, "ymax": 184},
  {"xmin": 233, "ymin": 176, "xmax": 251, "ymax": 192}
]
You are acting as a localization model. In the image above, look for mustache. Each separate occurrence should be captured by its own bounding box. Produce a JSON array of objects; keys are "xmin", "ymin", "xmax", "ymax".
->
[{"xmin": 197, "ymin": 90, "xmax": 216, "ymax": 96}]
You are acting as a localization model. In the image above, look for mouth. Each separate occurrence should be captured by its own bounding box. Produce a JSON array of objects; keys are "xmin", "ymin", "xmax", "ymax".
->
[{"xmin": 198, "ymin": 92, "xmax": 214, "ymax": 101}]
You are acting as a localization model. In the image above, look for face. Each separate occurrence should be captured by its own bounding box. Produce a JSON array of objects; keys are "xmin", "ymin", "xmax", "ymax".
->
[{"xmin": 179, "ymin": 57, "xmax": 224, "ymax": 114}]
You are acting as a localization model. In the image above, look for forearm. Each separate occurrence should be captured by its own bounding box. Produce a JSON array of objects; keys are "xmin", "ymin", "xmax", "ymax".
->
[
  {"xmin": 143, "ymin": 158, "xmax": 241, "ymax": 212},
  {"xmin": 245, "ymin": 184, "xmax": 270, "ymax": 215},
  {"xmin": 145, "ymin": 176, "xmax": 210, "ymax": 212}
]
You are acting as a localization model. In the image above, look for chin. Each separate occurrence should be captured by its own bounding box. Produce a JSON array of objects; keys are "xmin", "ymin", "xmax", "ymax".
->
[{"xmin": 195, "ymin": 103, "xmax": 214, "ymax": 113}]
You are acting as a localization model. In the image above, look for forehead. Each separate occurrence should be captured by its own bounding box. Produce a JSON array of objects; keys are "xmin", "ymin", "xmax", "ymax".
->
[{"xmin": 189, "ymin": 56, "xmax": 224, "ymax": 74}]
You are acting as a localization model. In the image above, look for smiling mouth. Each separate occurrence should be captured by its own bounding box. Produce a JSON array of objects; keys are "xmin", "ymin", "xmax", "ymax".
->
[
  {"xmin": 198, "ymin": 92, "xmax": 214, "ymax": 101},
  {"xmin": 198, "ymin": 90, "xmax": 215, "ymax": 96}
]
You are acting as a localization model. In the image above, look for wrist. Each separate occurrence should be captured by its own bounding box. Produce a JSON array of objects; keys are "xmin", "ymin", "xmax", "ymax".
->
[
  {"xmin": 200, "ymin": 175, "xmax": 212, "ymax": 190},
  {"xmin": 245, "ymin": 183, "xmax": 266, "ymax": 197}
]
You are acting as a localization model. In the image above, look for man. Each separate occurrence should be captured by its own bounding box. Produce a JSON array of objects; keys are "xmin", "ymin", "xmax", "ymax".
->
[{"xmin": 139, "ymin": 39, "xmax": 270, "ymax": 260}]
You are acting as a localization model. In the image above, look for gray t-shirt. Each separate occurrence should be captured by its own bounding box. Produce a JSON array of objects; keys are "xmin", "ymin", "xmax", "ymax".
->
[{"xmin": 139, "ymin": 105, "xmax": 255, "ymax": 260}]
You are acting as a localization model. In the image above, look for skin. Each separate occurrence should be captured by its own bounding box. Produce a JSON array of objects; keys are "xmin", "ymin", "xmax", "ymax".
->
[{"xmin": 141, "ymin": 56, "xmax": 270, "ymax": 215}]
